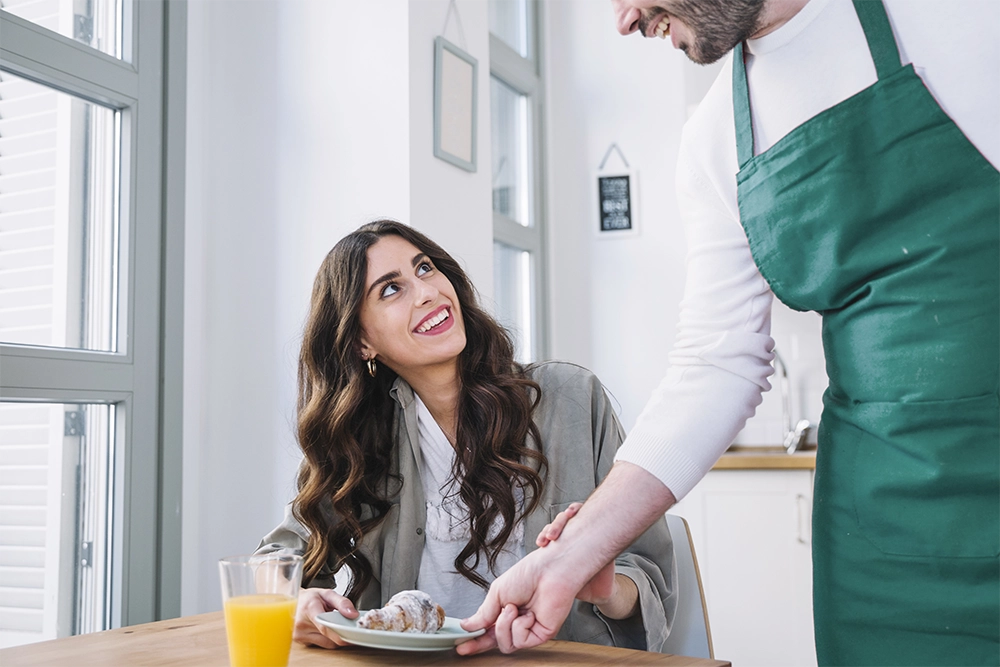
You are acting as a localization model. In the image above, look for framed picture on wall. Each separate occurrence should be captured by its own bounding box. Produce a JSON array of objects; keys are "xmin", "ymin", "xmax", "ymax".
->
[{"xmin": 433, "ymin": 36, "xmax": 477, "ymax": 172}]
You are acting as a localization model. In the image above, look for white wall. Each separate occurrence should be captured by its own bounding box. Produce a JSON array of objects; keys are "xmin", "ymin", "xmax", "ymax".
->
[
  {"xmin": 542, "ymin": 0, "xmax": 826, "ymax": 441},
  {"xmin": 408, "ymin": 2, "xmax": 495, "ymax": 297},
  {"xmin": 184, "ymin": 0, "xmax": 287, "ymax": 617},
  {"xmin": 543, "ymin": 0, "xmax": 688, "ymax": 429},
  {"xmin": 183, "ymin": 0, "xmax": 492, "ymax": 615}
]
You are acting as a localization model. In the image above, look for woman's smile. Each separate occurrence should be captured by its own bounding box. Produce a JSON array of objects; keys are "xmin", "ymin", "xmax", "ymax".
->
[{"xmin": 414, "ymin": 305, "xmax": 454, "ymax": 335}]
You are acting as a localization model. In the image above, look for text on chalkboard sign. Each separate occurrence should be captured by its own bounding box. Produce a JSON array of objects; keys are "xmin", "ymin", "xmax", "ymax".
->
[{"xmin": 598, "ymin": 175, "xmax": 632, "ymax": 232}]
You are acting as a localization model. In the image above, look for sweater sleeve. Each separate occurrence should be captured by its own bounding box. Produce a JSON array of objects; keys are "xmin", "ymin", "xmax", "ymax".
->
[{"xmin": 615, "ymin": 140, "xmax": 776, "ymax": 501}]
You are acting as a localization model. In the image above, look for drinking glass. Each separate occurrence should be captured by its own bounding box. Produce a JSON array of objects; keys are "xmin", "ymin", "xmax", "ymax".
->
[{"xmin": 219, "ymin": 554, "xmax": 303, "ymax": 667}]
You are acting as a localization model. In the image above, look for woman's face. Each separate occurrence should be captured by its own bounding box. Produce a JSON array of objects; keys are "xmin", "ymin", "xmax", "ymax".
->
[{"xmin": 357, "ymin": 235, "xmax": 467, "ymax": 380}]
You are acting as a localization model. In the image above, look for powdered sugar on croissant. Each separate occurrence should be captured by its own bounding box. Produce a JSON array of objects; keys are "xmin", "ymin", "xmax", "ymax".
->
[{"xmin": 356, "ymin": 590, "xmax": 446, "ymax": 633}]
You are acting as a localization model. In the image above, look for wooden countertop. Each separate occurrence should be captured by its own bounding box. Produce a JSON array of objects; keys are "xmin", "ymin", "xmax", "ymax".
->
[
  {"xmin": 0, "ymin": 611, "xmax": 731, "ymax": 667},
  {"xmin": 713, "ymin": 446, "xmax": 816, "ymax": 470}
]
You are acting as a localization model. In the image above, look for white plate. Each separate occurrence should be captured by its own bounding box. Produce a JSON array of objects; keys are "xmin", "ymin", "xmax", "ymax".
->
[{"xmin": 315, "ymin": 610, "xmax": 485, "ymax": 652}]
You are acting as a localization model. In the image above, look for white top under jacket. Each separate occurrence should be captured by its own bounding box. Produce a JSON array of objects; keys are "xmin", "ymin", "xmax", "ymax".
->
[{"xmin": 413, "ymin": 395, "xmax": 525, "ymax": 619}]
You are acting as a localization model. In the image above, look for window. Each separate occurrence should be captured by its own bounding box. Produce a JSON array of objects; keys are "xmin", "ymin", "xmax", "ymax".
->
[
  {"xmin": 0, "ymin": 0, "xmax": 182, "ymax": 647},
  {"xmin": 489, "ymin": 0, "xmax": 546, "ymax": 363},
  {"xmin": 1, "ymin": 0, "xmax": 123, "ymax": 58},
  {"xmin": 0, "ymin": 72, "xmax": 119, "ymax": 353}
]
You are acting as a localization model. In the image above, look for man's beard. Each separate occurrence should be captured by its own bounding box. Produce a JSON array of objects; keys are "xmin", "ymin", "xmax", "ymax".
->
[{"xmin": 642, "ymin": 0, "xmax": 766, "ymax": 64}]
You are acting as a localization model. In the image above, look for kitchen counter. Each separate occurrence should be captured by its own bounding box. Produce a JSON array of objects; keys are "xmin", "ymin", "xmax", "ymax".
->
[{"xmin": 713, "ymin": 445, "xmax": 816, "ymax": 470}]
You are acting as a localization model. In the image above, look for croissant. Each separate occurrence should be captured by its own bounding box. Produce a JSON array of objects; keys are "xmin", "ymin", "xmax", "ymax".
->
[{"xmin": 356, "ymin": 590, "xmax": 446, "ymax": 633}]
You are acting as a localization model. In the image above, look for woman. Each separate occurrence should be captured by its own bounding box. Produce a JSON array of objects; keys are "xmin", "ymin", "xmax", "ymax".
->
[{"xmin": 257, "ymin": 220, "xmax": 676, "ymax": 651}]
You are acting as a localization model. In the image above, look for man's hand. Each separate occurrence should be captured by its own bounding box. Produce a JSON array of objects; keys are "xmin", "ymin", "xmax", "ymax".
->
[
  {"xmin": 457, "ymin": 544, "xmax": 584, "ymax": 655},
  {"xmin": 293, "ymin": 588, "xmax": 358, "ymax": 649},
  {"xmin": 457, "ymin": 462, "xmax": 676, "ymax": 656}
]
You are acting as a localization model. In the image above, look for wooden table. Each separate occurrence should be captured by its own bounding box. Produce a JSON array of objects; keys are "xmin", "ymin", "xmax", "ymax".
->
[{"xmin": 0, "ymin": 612, "xmax": 731, "ymax": 666}]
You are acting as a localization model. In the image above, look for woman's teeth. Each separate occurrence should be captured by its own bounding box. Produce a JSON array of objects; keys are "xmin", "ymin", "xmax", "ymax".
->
[
  {"xmin": 654, "ymin": 16, "xmax": 670, "ymax": 39},
  {"xmin": 417, "ymin": 309, "xmax": 449, "ymax": 333}
]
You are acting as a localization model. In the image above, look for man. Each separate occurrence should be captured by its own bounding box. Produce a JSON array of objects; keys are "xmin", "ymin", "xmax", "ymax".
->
[{"xmin": 459, "ymin": 1, "xmax": 999, "ymax": 664}]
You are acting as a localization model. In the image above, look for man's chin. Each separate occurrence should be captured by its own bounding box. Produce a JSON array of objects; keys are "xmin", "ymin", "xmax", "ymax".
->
[{"xmin": 686, "ymin": 43, "xmax": 732, "ymax": 66}]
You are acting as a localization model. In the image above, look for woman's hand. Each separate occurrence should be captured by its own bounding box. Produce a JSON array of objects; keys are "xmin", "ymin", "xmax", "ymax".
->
[
  {"xmin": 535, "ymin": 502, "xmax": 582, "ymax": 548},
  {"xmin": 574, "ymin": 559, "xmax": 616, "ymax": 606},
  {"xmin": 293, "ymin": 588, "xmax": 358, "ymax": 649},
  {"xmin": 575, "ymin": 564, "xmax": 639, "ymax": 620}
]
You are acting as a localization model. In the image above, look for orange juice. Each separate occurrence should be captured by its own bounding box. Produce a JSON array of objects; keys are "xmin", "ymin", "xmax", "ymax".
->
[{"xmin": 223, "ymin": 594, "xmax": 297, "ymax": 667}]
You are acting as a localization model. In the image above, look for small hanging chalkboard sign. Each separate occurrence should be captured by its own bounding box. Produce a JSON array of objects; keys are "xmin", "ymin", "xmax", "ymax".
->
[
  {"xmin": 598, "ymin": 174, "xmax": 632, "ymax": 232},
  {"xmin": 594, "ymin": 143, "xmax": 639, "ymax": 238}
]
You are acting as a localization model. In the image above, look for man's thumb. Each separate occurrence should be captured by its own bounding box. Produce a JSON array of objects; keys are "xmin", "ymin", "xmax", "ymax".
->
[{"xmin": 461, "ymin": 591, "xmax": 502, "ymax": 631}]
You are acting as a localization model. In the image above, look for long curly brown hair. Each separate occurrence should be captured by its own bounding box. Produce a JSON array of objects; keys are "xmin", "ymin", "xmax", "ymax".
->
[{"xmin": 293, "ymin": 220, "xmax": 547, "ymax": 598}]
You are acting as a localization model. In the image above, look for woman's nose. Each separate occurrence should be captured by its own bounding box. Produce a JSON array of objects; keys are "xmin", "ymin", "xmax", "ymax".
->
[
  {"xmin": 414, "ymin": 279, "xmax": 438, "ymax": 305},
  {"xmin": 611, "ymin": 0, "xmax": 641, "ymax": 35}
]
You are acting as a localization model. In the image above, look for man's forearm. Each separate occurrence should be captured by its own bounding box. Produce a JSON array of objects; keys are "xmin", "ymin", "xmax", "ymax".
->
[
  {"xmin": 562, "ymin": 461, "xmax": 677, "ymax": 565},
  {"xmin": 538, "ymin": 461, "xmax": 678, "ymax": 598}
]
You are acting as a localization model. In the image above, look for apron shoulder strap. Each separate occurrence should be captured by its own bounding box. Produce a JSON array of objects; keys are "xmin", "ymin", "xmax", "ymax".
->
[
  {"xmin": 732, "ymin": 0, "xmax": 904, "ymax": 168},
  {"xmin": 852, "ymin": 0, "xmax": 902, "ymax": 80},
  {"xmin": 732, "ymin": 42, "xmax": 754, "ymax": 168}
]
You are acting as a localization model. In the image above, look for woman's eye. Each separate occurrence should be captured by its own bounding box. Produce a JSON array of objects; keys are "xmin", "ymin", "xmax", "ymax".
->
[
  {"xmin": 379, "ymin": 283, "xmax": 400, "ymax": 298},
  {"xmin": 417, "ymin": 261, "xmax": 433, "ymax": 276}
]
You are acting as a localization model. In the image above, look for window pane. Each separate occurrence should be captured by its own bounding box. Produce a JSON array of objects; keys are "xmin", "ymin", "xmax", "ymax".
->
[
  {"xmin": 0, "ymin": 402, "xmax": 117, "ymax": 647},
  {"xmin": 488, "ymin": 0, "xmax": 529, "ymax": 59},
  {"xmin": 0, "ymin": 71, "xmax": 121, "ymax": 352},
  {"xmin": 1, "ymin": 0, "xmax": 125, "ymax": 59},
  {"xmin": 493, "ymin": 242, "xmax": 533, "ymax": 363},
  {"xmin": 490, "ymin": 77, "xmax": 530, "ymax": 227}
]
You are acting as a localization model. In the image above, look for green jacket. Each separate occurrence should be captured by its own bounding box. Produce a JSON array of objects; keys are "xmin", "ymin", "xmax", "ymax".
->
[{"xmin": 258, "ymin": 361, "xmax": 677, "ymax": 651}]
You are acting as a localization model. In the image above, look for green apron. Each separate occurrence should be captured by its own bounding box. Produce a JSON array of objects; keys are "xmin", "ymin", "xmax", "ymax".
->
[{"xmin": 732, "ymin": 1, "xmax": 999, "ymax": 664}]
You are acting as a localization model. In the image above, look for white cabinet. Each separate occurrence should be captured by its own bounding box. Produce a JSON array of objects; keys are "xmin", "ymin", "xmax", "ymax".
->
[{"xmin": 670, "ymin": 470, "xmax": 816, "ymax": 667}]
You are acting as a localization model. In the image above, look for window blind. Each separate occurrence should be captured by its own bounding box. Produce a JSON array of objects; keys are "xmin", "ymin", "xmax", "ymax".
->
[{"xmin": 0, "ymin": 65, "xmax": 64, "ymax": 646}]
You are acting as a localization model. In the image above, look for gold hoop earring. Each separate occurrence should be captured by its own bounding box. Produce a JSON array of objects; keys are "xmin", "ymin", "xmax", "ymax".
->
[{"xmin": 367, "ymin": 358, "xmax": 377, "ymax": 378}]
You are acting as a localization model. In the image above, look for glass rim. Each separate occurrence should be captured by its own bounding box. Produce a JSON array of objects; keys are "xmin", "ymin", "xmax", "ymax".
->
[{"xmin": 218, "ymin": 553, "xmax": 303, "ymax": 565}]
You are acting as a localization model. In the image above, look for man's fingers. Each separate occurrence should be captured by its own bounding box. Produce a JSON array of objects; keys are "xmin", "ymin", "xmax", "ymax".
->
[
  {"xmin": 461, "ymin": 588, "xmax": 503, "ymax": 632},
  {"xmin": 454, "ymin": 626, "xmax": 497, "ymax": 656},
  {"xmin": 510, "ymin": 610, "xmax": 542, "ymax": 650},
  {"xmin": 494, "ymin": 603, "xmax": 519, "ymax": 654}
]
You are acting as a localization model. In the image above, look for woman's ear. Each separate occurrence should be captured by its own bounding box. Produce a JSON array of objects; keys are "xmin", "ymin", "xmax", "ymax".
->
[{"xmin": 357, "ymin": 338, "xmax": 375, "ymax": 361}]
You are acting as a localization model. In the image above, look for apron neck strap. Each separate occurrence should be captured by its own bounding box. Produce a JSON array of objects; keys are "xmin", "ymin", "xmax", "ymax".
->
[
  {"xmin": 852, "ymin": 0, "xmax": 902, "ymax": 80},
  {"xmin": 733, "ymin": 41, "xmax": 754, "ymax": 168},
  {"xmin": 732, "ymin": 0, "xmax": 902, "ymax": 168}
]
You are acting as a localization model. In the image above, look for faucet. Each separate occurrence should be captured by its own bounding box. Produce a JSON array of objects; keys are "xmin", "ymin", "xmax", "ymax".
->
[{"xmin": 773, "ymin": 348, "xmax": 813, "ymax": 454}]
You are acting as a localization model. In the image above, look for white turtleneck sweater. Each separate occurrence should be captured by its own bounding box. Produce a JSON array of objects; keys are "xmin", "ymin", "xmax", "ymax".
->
[{"xmin": 614, "ymin": 0, "xmax": 1000, "ymax": 499}]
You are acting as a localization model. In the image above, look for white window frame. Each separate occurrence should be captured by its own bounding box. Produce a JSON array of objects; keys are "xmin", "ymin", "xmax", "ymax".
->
[
  {"xmin": 490, "ymin": 0, "xmax": 549, "ymax": 361},
  {"xmin": 0, "ymin": 0, "xmax": 185, "ymax": 630}
]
